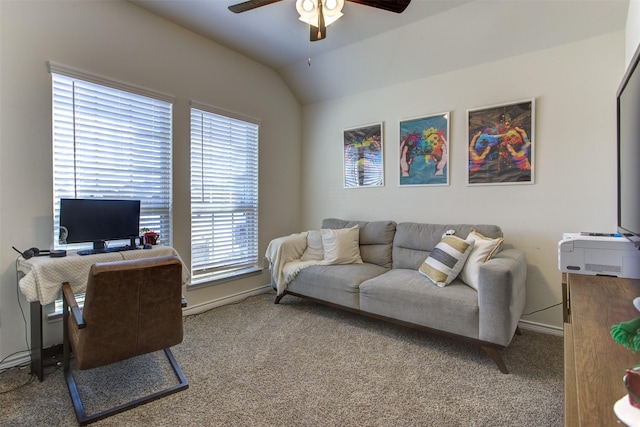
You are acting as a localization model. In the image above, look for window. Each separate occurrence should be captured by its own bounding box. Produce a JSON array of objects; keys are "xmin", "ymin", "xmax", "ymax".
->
[
  {"xmin": 190, "ymin": 102, "xmax": 260, "ymax": 284},
  {"xmin": 49, "ymin": 62, "xmax": 173, "ymax": 250}
]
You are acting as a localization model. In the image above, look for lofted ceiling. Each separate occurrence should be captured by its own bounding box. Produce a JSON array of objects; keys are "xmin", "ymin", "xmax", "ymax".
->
[
  {"xmin": 131, "ymin": 0, "xmax": 629, "ymax": 104},
  {"xmin": 131, "ymin": 0, "xmax": 470, "ymax": 70}
]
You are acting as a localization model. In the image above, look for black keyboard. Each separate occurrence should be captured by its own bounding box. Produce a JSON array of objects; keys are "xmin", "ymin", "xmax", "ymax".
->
[{"xmin": 77, "ymin": 246, "xmax": 139, "ymax": 256}]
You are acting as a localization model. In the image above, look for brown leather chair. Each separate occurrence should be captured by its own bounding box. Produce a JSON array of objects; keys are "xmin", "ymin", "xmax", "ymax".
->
[{"xmin": 62, "ymin": 255, "xmax": 188, "ymax": 425}]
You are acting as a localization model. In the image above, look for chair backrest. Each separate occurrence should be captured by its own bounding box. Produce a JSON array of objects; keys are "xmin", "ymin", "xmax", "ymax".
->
[{"xmin": 73, "ymin": 255, "xmax": 184, "ymax": 370}]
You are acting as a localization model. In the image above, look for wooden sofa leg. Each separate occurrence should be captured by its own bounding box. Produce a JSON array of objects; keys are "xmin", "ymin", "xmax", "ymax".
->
[
  {"xmin": 274, "ymin": 294, "xmax": 284, "ymax": 304},
  {"xmin": 481, "ymin": 346, "xmax": 509, "ymax": 374}
]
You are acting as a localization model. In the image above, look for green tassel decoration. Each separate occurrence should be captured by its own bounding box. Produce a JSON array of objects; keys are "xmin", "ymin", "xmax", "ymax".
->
[{"xmin": 611, "ymin": 317, "xmax": 640, "ymax": 352}]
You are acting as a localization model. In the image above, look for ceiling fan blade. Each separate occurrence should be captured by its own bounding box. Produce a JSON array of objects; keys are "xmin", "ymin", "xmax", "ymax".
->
[
  {"xmin": 228, "ymin": 0, "xmax": 283, "ymax": 13},
  {"xmin": 346, "ymin": 0, "xmax": 411, "ymax": 13}
]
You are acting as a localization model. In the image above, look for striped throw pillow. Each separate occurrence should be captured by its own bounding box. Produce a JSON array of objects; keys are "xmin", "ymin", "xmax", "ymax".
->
[{"xmin": 419, "ymin": 235, "xmax": 474, "ymax": 287}]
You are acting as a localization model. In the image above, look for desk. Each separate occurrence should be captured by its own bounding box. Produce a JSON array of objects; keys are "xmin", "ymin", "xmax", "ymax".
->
[
  {"xmin": 17, "ymin": 246, "xmax": 190, "ymax": 381},
  {"xmin": 563, "ymin": 273, "xmax": 640, "ymax": 426}
]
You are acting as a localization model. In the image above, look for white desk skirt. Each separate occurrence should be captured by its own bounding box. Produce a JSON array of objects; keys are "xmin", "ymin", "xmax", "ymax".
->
[{"xmin": 17, "ymin": 246, "xmax": 191, "ymax": 305}]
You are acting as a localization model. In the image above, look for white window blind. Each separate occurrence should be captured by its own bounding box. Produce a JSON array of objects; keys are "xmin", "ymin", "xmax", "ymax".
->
[
  {"xmin": 50, "ymin": 65, "xmax": 173, "ymax": 249},
  {"xmin": 190, "ymin": 103, "xmax": 260, "ymax": 284}
]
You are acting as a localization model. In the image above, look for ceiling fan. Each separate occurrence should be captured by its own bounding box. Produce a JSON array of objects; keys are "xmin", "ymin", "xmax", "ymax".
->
[{"xmin": 228, "ymin": 0, "xmax": 411, "ymax": 42}]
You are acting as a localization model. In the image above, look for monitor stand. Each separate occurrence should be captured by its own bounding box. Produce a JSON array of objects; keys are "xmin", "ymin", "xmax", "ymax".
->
[
  {"xmin": 77, "ymin": 240, "xmax": 139, "ymax": 256},
  {"xmin": 76, "ymin": 240, "xmax": 108, "ymax": 256},
  {"xmin": 92, "ymin": 240, "xmax": 107, "ymax": 253},
  {"xmin": 129, "ymin": 236, "xmax": 140, "ymax": 248}
]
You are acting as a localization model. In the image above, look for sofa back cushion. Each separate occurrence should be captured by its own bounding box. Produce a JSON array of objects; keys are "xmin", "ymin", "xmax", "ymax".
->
[
  {"xmin": 393, "ymin": 223, "xmax": 503, "ymax": 270},
  {"xmin": 322, "ymin": 218, "xmax": 396, "ymax": 269}
]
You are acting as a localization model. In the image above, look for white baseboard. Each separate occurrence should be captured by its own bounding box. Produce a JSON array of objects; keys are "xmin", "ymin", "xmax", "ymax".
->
[
  {"xmin": 3, "ymin": 291, "xmax": 557, "ymax": 372},
  {"xmin": 518, "ymin": 319, "xmax": 564, "ymax": 336},
  {"xmin": 0, "ymin": 287, "xmax": 273, "ymax": 372},
  {"xmin": 182, "ymin": 287, "xmax": 566, "ymax": 339},
  {"xmin": 182, "ymin": 285, "xmax": 272, "ymax": 316},
  {"xmin": 0, "ymin": 351, "xmax": 31, "ymax": 372}
]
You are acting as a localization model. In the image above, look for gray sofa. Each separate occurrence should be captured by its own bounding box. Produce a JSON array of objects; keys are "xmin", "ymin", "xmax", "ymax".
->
[{"xmin": 269, "ymin": 218, "xmax": 527, "ymax": 373}]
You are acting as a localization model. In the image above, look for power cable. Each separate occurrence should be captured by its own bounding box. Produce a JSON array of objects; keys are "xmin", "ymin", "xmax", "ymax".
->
[{"xmin": 522, "ymin": 302, "xmax": 562, "ymax": 316}]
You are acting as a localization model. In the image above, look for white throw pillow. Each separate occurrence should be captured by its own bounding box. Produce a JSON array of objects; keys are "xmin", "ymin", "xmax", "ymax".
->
[
  {"xmin": 301, "ymin": 230, "xmax": 324, "ymax": 261},
  {"xmin": 460, "ymin": 230, "xmax": 504, "ymax": 290},
  {"xmin": 419, "ymin": 235, "xmax": 474, "ymax": 287},
  {"xmin": 321, "ymin": 226, "xmax": 363, "ymax": 265}
]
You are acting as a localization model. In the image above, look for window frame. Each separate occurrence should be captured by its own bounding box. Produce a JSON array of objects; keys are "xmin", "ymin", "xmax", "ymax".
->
[
  {"xmin": 49, "ymin": 62, "xmax": 175, "ymax": 315},
  {"xmin": 189, "ymin": 101, "xmax": 261, "ymax": 286},
  {"xmin": 49, "ymin": 61, "xmax": 174, "ymax": 251}
]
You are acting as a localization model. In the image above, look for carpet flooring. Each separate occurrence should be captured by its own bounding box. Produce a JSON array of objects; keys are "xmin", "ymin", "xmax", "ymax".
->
[{"xmin": 0, "ymin": 293, "xmax": 563, "ymax": 426}]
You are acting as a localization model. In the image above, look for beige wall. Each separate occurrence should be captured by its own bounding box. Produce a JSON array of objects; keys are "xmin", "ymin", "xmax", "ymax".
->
[
  {"xmin": 627, "ymin": 0, "xmax": 640, "ymax": 65},
  {"xmin": 0, "ymin": 1, "xmax": 301, "ymax": 364},
  {"xmin": 300, "ymin": 31, "xmax": 625, "ymax": 332},
  {"xmin": 0, "ymin": 0, "xmax": 635, "ymax": 367}
]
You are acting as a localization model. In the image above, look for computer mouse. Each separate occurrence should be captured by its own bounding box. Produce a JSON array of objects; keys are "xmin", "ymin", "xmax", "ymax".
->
[{"xmin": 143, "ymin": 244, "xmax": 153, "ymax": 249}]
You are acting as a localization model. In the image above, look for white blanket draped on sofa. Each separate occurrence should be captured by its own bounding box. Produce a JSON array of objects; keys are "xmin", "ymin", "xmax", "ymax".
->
[{"xmin": 265, "ymin": 232, "xmax": 323, "ymax": 295}]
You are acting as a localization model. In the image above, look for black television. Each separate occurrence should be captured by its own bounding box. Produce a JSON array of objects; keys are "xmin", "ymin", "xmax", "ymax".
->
[
  {"xmin": 617, "ymin": 42, "xmax": 640, "ymax": 249},
  {"xmin": 59, "ymin": 198, "xmax": 141, "ymax": 254}
]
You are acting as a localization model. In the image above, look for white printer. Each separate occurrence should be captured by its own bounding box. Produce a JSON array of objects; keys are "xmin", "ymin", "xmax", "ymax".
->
[{"xmin": 558, "ymin": 233, "xmax": 640, "ymax": 279}]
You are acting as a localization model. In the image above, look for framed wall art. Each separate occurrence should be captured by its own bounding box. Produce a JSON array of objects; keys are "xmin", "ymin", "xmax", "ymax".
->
[
  {"xmin": 467, "ymin": 99, "xmax": 535, "ymax": 185},
  {"xmin": 343, "ymin": 122, "xmax": 384, "ymax": 188},
  {"xmin": 399, "ymin": 112, "xmax": 449, "ymax": 186}
]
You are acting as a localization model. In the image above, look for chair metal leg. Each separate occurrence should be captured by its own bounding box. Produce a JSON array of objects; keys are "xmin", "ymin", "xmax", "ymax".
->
[{"xmin": 64, "ymin": 348, "xmax": 188, "ymax": 426}]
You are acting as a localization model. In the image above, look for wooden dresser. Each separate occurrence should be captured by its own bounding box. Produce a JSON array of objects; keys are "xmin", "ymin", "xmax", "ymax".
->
[{"xmin": 563, "ymin": 273, "xmax": 640, "ymax": 426}]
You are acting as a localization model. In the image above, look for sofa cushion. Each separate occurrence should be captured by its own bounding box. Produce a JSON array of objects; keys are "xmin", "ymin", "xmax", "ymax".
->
[
  {"xmin": 321, "ymin": 226, "xmax": 363, "ymax": 264},
  {"xmin": 359, "ymin": 269, "xmax": 480, "ymax": 340},
  {"xmin": 460, "ymin": 230, "xmax": 504, "ymax": 290},
  {"xmin": 287, "ymin": 263, "xmax": 389, "ymax": 310},
  {"xmin": 393, "ymin": 223, "xmax": 503, "ymax": 270},
  {"xmin": 419, "ymin": 234, "xmax": 474, "ymax": 287},
  {"xmin": 301, "ymin": 230, "xmax": 324, "ymax": 261},
  {"xmin": 322, "ymin": 218, "xmax": 396, "ymax": 268}
]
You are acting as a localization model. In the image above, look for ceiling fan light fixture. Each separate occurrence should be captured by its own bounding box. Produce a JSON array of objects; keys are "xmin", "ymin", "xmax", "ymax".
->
[
  {"xmin": 322, "ymin": 0, "xmax": 344, "ymax": 21},
  {"xmin": 296, "ymin": 0, "xmax": 344, "ymax": 28},
  {"xmin": 302, "ymin": 0, "xmax": 314, "ymax": 12}
]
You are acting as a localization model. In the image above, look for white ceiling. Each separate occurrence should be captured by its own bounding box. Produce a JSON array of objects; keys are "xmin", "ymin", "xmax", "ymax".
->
[
  {"xmin": 131, "ymin": 0, "xmax": 470, "ymax": 69},
  {"xmin": 130, "ymin": 0, "xmax": 629, "ymax": 104}
]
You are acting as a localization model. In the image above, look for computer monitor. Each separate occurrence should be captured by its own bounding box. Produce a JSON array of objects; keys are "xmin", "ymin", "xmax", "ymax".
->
[
  {"xmin": 59, "ymin": 198, "xmax": 140, "ymax": 252},
  {"xmin": 617, "ymin": 42, "xmax": 640, "ymax": 249}
]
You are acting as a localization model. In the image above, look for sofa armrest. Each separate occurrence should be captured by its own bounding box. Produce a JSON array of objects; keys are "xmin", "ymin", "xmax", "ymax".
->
[
  {"xmin": 477, "ymin": 248, "xmax": 527, "ymax": 346},
  {"xmin": 265, "ymin": 232, "xmax": 308, "ymax": 294}
]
